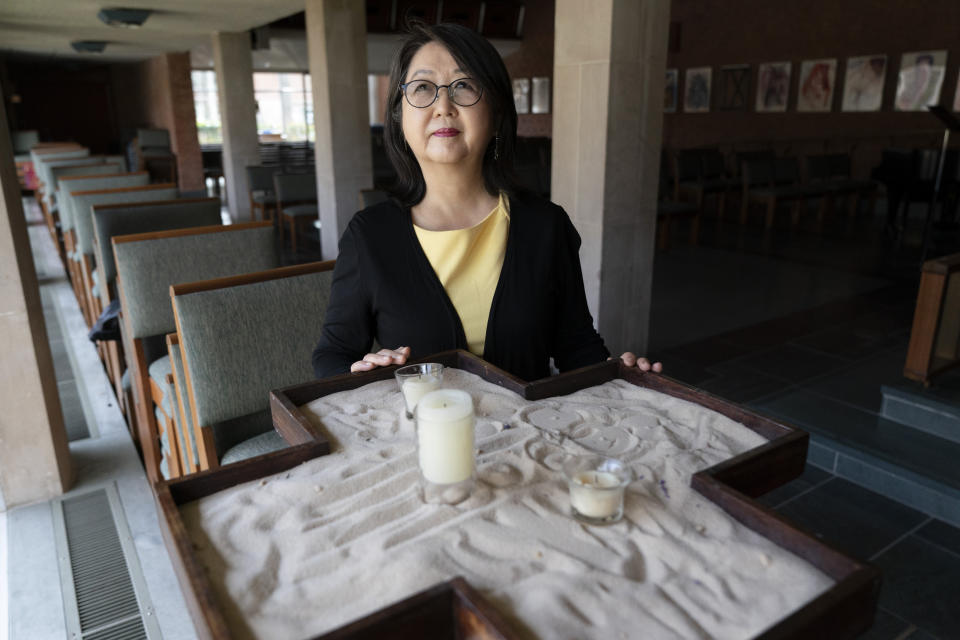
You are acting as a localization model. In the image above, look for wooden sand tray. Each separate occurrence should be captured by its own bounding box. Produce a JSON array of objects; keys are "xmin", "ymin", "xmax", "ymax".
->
[{"xmin": 153, "ymin": 350, "xmax": 879, "ymax": 640}]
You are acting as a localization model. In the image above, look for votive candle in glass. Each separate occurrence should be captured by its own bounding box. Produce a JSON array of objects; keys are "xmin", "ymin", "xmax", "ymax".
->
[
  {"xmin": 394, "ymin": 363, "xmax": 444, "ymax": 419},
  {"xmin": 416, "ymin": 388, "xmax": 475, "ymax": 504},
  {"xmin": 563, "ymin": 456, "xmax": 631, "ymax": 524}
]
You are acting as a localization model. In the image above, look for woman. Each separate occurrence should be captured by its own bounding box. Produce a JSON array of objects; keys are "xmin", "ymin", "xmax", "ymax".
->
[{"xmin": 312, "ymin": 22, "xmax": 661, "ymax": 380}]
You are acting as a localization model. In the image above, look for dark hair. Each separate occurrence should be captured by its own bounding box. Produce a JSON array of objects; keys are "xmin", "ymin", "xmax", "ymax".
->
[{"xmin": 383, "ymin": 21, "xmax": 519, "ymax": 207}]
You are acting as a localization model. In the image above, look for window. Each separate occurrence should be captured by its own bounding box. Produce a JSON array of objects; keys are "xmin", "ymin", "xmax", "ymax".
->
[
  {"xmin": 253, "ymin": 72, "xmax": 313, "ymax": 142},
  {"xmin": 191, "ymin": 70, "xmax": 222, "ymax": 145}
]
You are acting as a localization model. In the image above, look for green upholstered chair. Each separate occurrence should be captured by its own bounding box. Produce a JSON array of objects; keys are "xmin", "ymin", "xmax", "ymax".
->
[
  {"xmin": 112, "ymin": 222, "xmax": 278, "ymax": 481},
  {"xmin": 274, "ymin": 172, "xmax": 319, "ymax": 253},
  {"xmin": 71, "ymin": 183, "xmax": 178, "ymax": 326},
  {"xmin": 170, "ymin": 261, "xmax": 335, "ymax": 471},
  {"xmin": 90, "ymin": 197, "xmax": 222, "ymax": 407},
  {"xmin": 58, "ymin": 172, "xmax": 151, "ymax": 323},
  {"xmin": 246, "ymin": 165, "xmax": 280, "ymax": 222}
]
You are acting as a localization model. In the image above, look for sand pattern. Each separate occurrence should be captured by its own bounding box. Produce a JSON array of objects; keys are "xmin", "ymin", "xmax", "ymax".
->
[{"xmin": 182, "ymin": 369, "xmax": 833, "ymax": 640}]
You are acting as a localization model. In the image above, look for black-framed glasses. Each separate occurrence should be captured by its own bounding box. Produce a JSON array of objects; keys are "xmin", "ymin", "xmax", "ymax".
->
[{"xmin": 399, "ymin": 78, "xmax": 483, "ymax": 108}]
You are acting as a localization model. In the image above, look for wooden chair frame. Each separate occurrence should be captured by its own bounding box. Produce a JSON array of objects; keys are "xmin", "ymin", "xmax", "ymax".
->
[
  {"xmin": 166, "ymin": 333, "xmax": 199, "ymax": 476},
  {"xmin": 170, "ymin": 260, "xmax": 336, "ymax": 472},
  {"xmin": 905, "ymin": 253, "xmax": 960, "ymax": 386},
  {"xmin": 113, "ymin": 221, "xmax": 275, "ymax": 482}
]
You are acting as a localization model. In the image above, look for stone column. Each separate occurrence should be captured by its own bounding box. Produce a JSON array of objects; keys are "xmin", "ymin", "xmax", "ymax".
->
[
  {"xmin": 306, "ymin": 0, "xmax": 373, "ymax": 260},
  {"xmin": 212, "ymin": 32, "xmax": 260, "ymax": 222},
  {"xmin": 551, "ymin": 0, "xmax": 669, "ymax": 355},
  {"xmin": 0, "ymin": 91, "xmax": 72, "ymax": 509}
]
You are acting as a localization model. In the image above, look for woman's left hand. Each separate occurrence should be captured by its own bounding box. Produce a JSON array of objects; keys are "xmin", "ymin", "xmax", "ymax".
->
[{"xmin": 618, "ymin": 352, "xmax": 663, "ymax": 373}]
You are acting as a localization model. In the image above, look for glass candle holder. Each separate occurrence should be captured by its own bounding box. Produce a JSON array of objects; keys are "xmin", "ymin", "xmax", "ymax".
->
[
  {"xmin": 394, "ymin": 363, "xmax": 444, "ymax": 419},
  {"xmin": 416, "ymin": 388, "xmax": 475, "ymax": 505},
  {"xmin": 563, "ymin": 455, "xmax": 631, "ymax": 525}
]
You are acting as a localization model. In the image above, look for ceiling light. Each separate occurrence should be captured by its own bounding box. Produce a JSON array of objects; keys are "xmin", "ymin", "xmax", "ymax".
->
[
  {"xmin": 97, "ymin": 7, "xmax": 152, "ymax": 28},
  {"xmin": 71, "ymin": 41, "xmax": 108, "ymax": 53}
]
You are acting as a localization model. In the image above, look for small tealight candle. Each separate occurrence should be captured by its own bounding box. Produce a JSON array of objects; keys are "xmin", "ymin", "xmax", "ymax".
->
[
  {"xmin": 416, "ymin": 388, "xmax": 475, "ymax": 504},
  {"xmin": 394, "ymin": 363, "xmax": 444, "ymax": 419},
  {"xmin": 563, "ymin": 456, "xmax": 631, "ymax": 524}
]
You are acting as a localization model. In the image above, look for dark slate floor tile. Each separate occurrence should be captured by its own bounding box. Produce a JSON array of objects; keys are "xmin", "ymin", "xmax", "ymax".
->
[
  {"xmin": 855, "ymin": 608, "xmax": 913, "ymax": 639},
  {"xmin": 697, "ymin": 360, "xmax": 795, "ymax": 404},
  {"xmin": 754, "ymin": 389, "xmax": 960, "ymax": 491},
  {"xmin": 758, "ymin": 464, "xmax": 833, "ymax": 508},
  {"xmin": 805, "ymin": 345, "xmax": 907, "ymax": 414},
  {"xmin": 649, "ymin": 355, "xmax": 715, "ymax": 386},
  {"xmin": 874, "ymin": 535, "xmax": 960, "ymax": 638},
  {"xmin": 775, "ymin": 477, "xmax": 927, "ymax": 560},
  {"xmin": 726, "ymin": 343, "xmax": 849, "ymax": 384},
  {"xmin": 654, "ymin": 337, "xmax": 747, "ymax": 369},
  {"xmin": 791, "ymin": 324, "xmax": 884, "ymax": 361},
  {"xmin": 916, "ymin": 519, "xmax": 960, "ymax": 558}
]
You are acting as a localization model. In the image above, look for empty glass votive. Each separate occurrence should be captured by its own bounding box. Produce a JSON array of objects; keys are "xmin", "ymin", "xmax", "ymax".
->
[
  {"xmin": 563, "ymin": 455, "xmax": 631, "ymax": 524},
  {"xmin": 394, "ymin": 363, "xmax": 444, "ymax": 419},
  {"xmin": 416, "ymin": 388, "xmax": 475, "ymax": 504}
]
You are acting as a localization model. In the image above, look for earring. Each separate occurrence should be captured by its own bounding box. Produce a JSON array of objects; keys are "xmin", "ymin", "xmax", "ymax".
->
[{"xmin": 494, "ymin": 134, "xmax": 501, "ymax": 161}]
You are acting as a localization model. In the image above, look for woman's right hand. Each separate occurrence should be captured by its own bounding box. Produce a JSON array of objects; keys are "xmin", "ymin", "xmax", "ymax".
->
[{"xmin": 350, "ymin": 346, "xmax": 411, "ymax": 373}]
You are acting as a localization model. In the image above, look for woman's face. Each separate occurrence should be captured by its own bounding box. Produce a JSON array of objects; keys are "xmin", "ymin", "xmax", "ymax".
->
[{"xmin": 400, "ymin": 41, "xmax": 493, "ymax": 172}]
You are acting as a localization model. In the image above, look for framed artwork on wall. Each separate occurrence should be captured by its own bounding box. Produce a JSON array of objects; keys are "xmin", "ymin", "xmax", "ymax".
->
[
  {"xmin": 717, "ymin": 65, "xmax": 750, "ymax": 111},
  {"xmin": 895, "ymin": 50, "xmax": 948, "ymax": 111},
  {"xmin": 665, "ymin": 69, "xmax": 678, "ymax": 112},
  {"xmin": 756, "ymin": 62, "xmax": 791, "ymax": 112},
  {"xmin": 797, "ymin": 59, "xmax": 837, "ymax": 112},
  {"xmin": 531, "ymin": 77, "xmax": 550, "ymax": 114},
  {"xmin": 684, "ymin": 67, "xmax": 712, "ymax": 113},
  {"xmin": 842, "ymin": 55, "xmax": 887, "ymax": 112},
  {"xmin": 512, "ymin": 78, "xmax": 530, "ymax": 114}
]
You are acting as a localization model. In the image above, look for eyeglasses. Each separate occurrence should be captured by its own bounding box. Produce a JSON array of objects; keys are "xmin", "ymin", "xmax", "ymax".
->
[{"xmin": 399, "ymin": 78, "xmax": 483, "ymax": 108}]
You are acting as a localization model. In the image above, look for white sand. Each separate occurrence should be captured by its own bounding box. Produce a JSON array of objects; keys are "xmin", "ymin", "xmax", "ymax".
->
[{"xmin": 182, "ymin": 369, "xmax": 833, "ymax": 640}]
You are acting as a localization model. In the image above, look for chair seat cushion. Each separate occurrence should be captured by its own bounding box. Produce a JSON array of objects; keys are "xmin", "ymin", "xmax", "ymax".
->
[
  {"xmin": 148, "ymin": 354, "xmax": 172, "ymax": 398},
  {"xmin": 283, "ymin": 204, "xmax": 319, "ymax": 217},
  {"xmin": 221, "ymin": 429, "xmax": 288, "ymax": 465},
  {"xmin": 251, "ymin": 190, "xmax": 277, "ymax": 204}
]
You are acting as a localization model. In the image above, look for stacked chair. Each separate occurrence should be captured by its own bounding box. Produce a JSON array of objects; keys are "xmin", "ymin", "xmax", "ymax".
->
[
  {"xmin": 112, "ymin": 222, "xmax": 279, "ymax": 481},
  {"xmin": 806, "ymin": 153, "xmax": 878, "ymax": 230},
  {"xmin": 246, "ymin": 165, "xmax": 280, "ymax": 222},
  {"xmin": 740, "ymin": 156, "xmax": 832, "ymax": 229},
  {"xmin": 132, "ymin": 128, "xmax": 177, "ymax": 184},
  {"xmin": 275, "ymin": 172, "xmax": 320, "ymax": 252},
  {"xmin": 169, "ymin": 261, "xmax": 334, "ymax": 472}
]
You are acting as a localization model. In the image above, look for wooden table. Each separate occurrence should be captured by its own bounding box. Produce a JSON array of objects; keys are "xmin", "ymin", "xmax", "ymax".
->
[{"xmin": 153, "ymin": 350, "xmax": 880, "ymax": 639}]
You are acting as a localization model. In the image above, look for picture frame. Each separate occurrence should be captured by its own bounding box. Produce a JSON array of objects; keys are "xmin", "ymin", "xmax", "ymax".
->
[
  {"xmin": 531, "ymin": 76, "xmax": 550, "ymax": 114},
  {"xmin": 665, "ymin": 68, "xmax": 678, "ymax": 113},
  {"xmin": 756, "ymin": 61, "xmax": 791, "ymax": 112},
  {"xmin": 842, "ymin": 55, "xmax": 887, "ymax": 112},
  {"xmin": 684, "ymin": 67, "xmax": 712, "ymax": 113},
  {"xmin": 717, "ymin": 65, "xmax": 750, "ymax": 111}
]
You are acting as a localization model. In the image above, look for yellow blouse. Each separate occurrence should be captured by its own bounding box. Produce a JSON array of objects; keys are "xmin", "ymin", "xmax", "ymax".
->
[{"xmin": 414, "ymin": 193, "xmax": 510, "ymax": 356}]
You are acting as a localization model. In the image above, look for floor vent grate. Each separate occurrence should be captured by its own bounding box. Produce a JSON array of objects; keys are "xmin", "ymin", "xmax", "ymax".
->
[{"xmin": 53, "ymin": 486, "xmax": 156, "ymax": 639}]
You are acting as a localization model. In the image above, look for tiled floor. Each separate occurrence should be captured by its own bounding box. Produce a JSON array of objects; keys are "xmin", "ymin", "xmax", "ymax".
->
[{"xmin": 651, "ymin": 207, "xmax": 960, "ymax": 638}]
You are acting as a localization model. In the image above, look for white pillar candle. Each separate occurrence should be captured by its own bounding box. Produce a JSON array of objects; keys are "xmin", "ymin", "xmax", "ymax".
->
[
  {"xmin": 569, "ymin": 471, "xmax": 623, "ymax": 519},
  {"xmin": 402, "ymin": 375, "xmax": 442, "ymax": 416},
  {"xmin": 416, "ymin": 389, "xmax": 475, "ymax": 485}
]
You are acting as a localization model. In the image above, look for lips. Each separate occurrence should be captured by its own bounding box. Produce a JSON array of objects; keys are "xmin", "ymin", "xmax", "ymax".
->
[{"xmin": 432, "ymin": 128, "xmax": 461, "ymax": 137}]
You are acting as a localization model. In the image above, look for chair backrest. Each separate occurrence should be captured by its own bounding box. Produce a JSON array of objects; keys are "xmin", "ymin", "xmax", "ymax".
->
[
  {"xmin": 676, "ymin": 150, "xmax": 702, "ymax": 182},
  {"xmin": 700, "ymin": 150, "xmax": 726, "ymax": 179},
  {"xmin": 50, "ymin": 161, "xmax": 124, "ymax": 198},
  {"xmin": 137, "ymin": 128, "xmax": 170, "ymax": 151},
  {"xmin": 736, "ymin": 150, "xmax": 775, "ymax": 177},
  {"xmin": 773, "ymin": 157, "xmax": 800, "ymax": 185},
  {"xmin": 113, "ymin": 222, "xmax": 278, "ymax": 340},
  {"xmin": 31, "ymin": 147, "xmax": 87, "ymax": 168},
  {"xmin": 246, "ymin": 165, "xmax": 278, "ymax": 192},
  {"xmin": 59, "ymin": 172, "xmax": 150, "ymax": 232},
  {"xmin": 274, "ymin": 172, "xmax": 317, "ymax": 203},
  {"xmin": 73, "ymin": 183, "xmax": 178, "ymax": 255},
  {"xmin": 12, "ymin": 130, "xmax": 39, "ymax": 154},
  {"xmin": 743, "ymin": 160, "xmax": 774, "ymax": 187},
  {"xmin": 38, "ymin": 156, "xmax": 106, "ymax": 204},
  {"xmin": 92, "ymin": 197, "xmax": 223, "ymax": 305},
  {"xmin": 826, "ymin": 153, "xmax": 851, "ymax": 179},
  {"xmin": 171, "ymin": 261, "xmax": 335, "ymax": 450},
  {"xmin": 806, "ymin": 155, "xmax": 832, "ymax": 182}
]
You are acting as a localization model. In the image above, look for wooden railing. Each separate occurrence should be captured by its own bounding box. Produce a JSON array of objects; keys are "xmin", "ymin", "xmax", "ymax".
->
[{"xmin": 904, "ymin": 252, "xmax": 960, "ymax": 385}]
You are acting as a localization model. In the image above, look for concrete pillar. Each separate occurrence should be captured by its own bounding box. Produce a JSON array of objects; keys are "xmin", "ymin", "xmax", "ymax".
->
[
  {"xmin": 551, "ymin": 0, "xmax": 669, "ymax": 355},
  {"xmin": 212, "ymin": 32, "xmax": 260, "ymax": 222},
  {"xmin": 0, "ymin": 89, "xmax": 72, "ymax": 509},
  {"xmin": 306, "ymin": 0, "xmax": 374, "ymax": 260}
]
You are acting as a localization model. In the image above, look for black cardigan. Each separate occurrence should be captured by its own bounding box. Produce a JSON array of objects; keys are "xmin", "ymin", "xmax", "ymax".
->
[{"xmin": 311, "ymin": 192, "xmax": 610, "ymax": 381}]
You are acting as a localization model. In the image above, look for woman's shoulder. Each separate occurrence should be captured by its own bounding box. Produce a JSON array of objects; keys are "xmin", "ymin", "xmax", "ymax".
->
[
  {"xmin": 507, "ymin": 190, "xmax": 570, "ymax": 224},
  {"xmin": 346, "ymin": 197, "xmax": 407, "ymax": 236}
]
